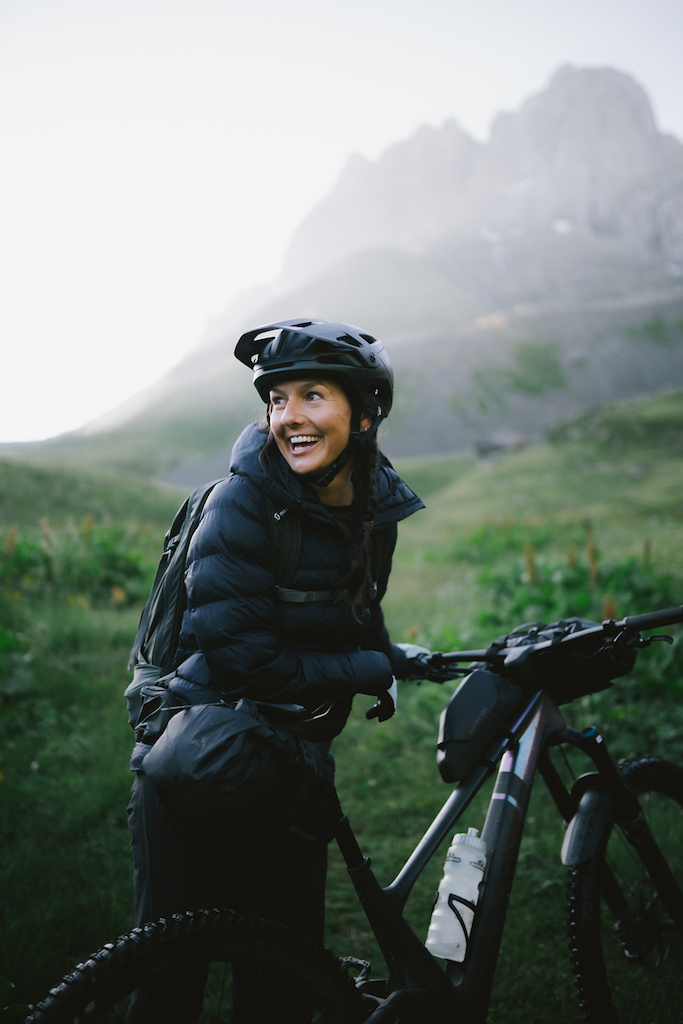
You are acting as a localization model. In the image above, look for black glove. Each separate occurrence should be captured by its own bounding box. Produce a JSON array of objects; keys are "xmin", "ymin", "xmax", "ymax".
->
[{"xmin": 395, "ymin": 643, "xmax": 455, "ymax": 683}]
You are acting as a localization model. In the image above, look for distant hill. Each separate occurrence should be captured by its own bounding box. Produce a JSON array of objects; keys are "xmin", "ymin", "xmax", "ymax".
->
[
  {"xmin": 0, "ymin": 455, "xmax": 184, "ymax": 529},
  {"xmin": 3, "ymin": 64, "xmax": 683, "ymax": 486}
]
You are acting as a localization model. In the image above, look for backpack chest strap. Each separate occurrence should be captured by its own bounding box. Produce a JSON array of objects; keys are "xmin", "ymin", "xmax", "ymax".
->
[{"xmin": 276, "ymin": 586, "xmax": 336, "ymax": 604}]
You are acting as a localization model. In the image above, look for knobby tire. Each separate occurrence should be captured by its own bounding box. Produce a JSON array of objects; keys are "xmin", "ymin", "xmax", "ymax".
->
[
  {"xmin": 568, "ymin": 756, "xmax": 683, "ymax": 1024},
  {"xmin": 25, "ymin": 907, "xmax": 367, "ymax": 1024}
]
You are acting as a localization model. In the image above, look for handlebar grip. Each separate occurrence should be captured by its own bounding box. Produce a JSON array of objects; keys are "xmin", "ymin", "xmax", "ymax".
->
[
  {"xmin": 619, "ymin": 605, "xmax": 683, "ymax": 632},
  {"xmin": 437, "ymin": 649, "xmax": 489, "ymax": 663}
]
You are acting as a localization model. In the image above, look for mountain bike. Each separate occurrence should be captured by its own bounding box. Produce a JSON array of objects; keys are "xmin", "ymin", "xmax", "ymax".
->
[{"xmin": 26, "ymin": 604, "xmax": 683, "ymax": 1023}]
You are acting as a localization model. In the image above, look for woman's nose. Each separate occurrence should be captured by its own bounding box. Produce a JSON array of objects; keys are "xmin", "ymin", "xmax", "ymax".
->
[{"xmin": 282, "ymin": 398, "xmax": 304, "ymax": 425}]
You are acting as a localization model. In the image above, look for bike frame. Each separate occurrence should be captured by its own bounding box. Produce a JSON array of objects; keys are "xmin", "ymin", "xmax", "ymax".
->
[{"xmin": 334, "ymin": 683, "xmax": 682, "ymax": 1024}]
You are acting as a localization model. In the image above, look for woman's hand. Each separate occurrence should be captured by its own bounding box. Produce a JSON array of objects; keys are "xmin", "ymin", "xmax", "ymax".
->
[{"xmin": 395, "ymin": 643, "xmax": 454, "ymax": 683}]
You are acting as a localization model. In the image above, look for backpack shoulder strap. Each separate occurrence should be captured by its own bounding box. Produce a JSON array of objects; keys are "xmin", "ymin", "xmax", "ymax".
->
[
  {"xmin": 263, "ymin": 497, "xmax": 343, "ymax": 603},
  {"xmin": 264, "ymin": 497, "xmax": 302, "ymax": 587},
  {"xmin": 370, "ymin": 523, "xmax": 393, "ymax": 585},
  {"xmin": 261, "ymin": 500, "xmax": 395, "ymax": 607}
]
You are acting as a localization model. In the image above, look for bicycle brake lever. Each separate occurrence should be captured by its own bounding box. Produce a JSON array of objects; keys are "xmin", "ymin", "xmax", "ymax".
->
[
  {"xmin": 635, "ymin": 633, "xmax": 674, "ymax": 648},
  {"xmin": 366, "ymin": 695, "xmax": 394, "ymax": 721},
  {"xmin": 366, "ymin": 679, "xmax": 398, "ymax": 721}
]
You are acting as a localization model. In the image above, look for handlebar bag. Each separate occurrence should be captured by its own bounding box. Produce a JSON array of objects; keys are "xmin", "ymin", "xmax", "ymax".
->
[
  {"xmin": 499, "ymin": 618, "xmax": 636, "ymax": 703},
  {"xmin": 140, "ymin": 696, "xmax": 342, "ymax": 845}
]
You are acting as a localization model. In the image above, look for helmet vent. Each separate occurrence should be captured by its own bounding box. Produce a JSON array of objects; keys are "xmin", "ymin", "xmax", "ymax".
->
[{"xmin": 336, "ymin": 333, "xmax": 363, "ymax": 347}]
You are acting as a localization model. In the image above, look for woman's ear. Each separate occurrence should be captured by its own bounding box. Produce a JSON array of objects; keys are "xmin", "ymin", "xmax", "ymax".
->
[{"xmin": 360, "ymin": 411, "xmax": 374, "ymax": 434}]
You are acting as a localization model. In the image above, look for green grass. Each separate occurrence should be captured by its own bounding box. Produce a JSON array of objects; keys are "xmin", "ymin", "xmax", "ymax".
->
[
  {"xmin": 1, "ymin": 388, "xmax": 683, "ymax": 1020},
  {"xmin": 548, "ymin": 386, "xmax": 683, "ymax": 454},
  {"xmin": 0, "ymin": 598, "xmax": 138, "ymax": 1002}
]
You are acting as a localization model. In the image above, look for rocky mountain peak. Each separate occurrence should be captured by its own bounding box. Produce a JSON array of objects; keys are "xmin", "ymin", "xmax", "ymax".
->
[
  {"xmin": 280, "ymin": 65, "xmax": 683, "ymax": 292},
  {"xmin": 281, "ymin": 118, "xmax": 480, "ymax": 287},
  {"xmin": 490, "ymin": 65, "xmax": 660, "ymax": 155}
]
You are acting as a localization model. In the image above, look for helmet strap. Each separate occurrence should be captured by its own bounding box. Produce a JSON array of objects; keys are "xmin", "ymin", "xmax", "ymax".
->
[
  {"xmin": 309, "ymin": 401, "xmax": 382, "ymax": 489},
  {"xmin": 310, "ymin": 445, "xmax": 354, "ymax": 488}
]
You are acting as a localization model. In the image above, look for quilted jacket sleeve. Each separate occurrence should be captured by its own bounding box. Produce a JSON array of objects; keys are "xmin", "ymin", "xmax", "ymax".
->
[{"xmin": 179, "ymin": 475, "xmax": 394, "ymax": 708}]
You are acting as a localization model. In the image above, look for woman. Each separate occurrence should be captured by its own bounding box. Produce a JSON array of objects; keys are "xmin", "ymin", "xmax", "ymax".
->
[{"xmin": 127, "ymin": 318, "xmax": 436, "ymax": 1021}]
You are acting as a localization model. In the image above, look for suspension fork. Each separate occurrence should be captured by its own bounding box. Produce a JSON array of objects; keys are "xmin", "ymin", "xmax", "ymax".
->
[
  {"xmin": 575, "ymin": 726, "xmax": 683, "ymax": 927},
  {"xmin": 540, "ymin": 733, "xmax": 646, "ymax": 927}
]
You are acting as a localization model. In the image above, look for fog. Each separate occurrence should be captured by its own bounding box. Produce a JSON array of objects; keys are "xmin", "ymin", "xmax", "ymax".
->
[{"xmin": 2, "ymin": 0, "xmax": 682, "ymax": 442}]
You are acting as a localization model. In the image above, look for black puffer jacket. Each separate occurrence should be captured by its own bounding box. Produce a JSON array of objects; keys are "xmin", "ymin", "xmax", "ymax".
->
[{"xmin": 168, "ymin": 421, "xmax": 424, "ymax": 729}]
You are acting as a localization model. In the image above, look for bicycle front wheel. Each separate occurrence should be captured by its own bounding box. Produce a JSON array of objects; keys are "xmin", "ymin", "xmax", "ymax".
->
[
  {"xmin": 568, "ymin": 756, "xmax": 683, "ymax": 1024},
  {"xmin": 26, "ymin": 908, "xmax": 367, "ymax": 1023}
]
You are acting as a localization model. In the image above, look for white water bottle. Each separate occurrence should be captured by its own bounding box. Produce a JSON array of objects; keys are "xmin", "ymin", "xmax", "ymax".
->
[{"xmin": 425, "ymin": 827, "xmax": 487, "ymax": 962}]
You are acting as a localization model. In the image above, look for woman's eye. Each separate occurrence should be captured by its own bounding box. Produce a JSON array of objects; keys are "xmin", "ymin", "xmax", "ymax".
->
[{"xmin": 307, "ymin": 390, "xmax": 322, "ymax": 401}]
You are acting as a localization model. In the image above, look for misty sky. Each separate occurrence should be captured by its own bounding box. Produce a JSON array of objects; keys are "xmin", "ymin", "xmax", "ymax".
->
[{"xmin": 2, "ymin": 0, "xmax": 683, "ymax": 443}]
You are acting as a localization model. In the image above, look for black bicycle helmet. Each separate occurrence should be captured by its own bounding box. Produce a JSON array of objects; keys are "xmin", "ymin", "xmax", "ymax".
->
[
  {"xmin": 235, "ymin": 319, "xmax": 394, "ymax": 488},
  {"xmin": 234, "ymin": 318, "xmax": 394, "ymax": 416}
]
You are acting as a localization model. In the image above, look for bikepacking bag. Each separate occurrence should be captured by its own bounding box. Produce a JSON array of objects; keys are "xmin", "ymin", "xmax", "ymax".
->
[
  {"xmin": 491, "ymin": 617, "xmax": 636, "ymax": 704},
  {"xmin": 139, "ymin": 694, "xmax": 343, "ymax": 845},
  {"xmin": 437, "ymin": 669, "xmax": 524, "ymax": 784}
]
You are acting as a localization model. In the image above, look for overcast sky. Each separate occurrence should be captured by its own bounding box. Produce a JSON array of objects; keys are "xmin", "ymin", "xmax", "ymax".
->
[{"xmin": 2, "ymin": 0, "xmax": 683, "ymax": 442}]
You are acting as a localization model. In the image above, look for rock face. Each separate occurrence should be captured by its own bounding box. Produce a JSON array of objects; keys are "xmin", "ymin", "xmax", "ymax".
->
[
  {"xmin": 281, "ymin": 119, "xmax": 482, "ymax": 285},
  {"xmin": 280, "ymin": 66, "xmax": 683, "ymax": 305}
]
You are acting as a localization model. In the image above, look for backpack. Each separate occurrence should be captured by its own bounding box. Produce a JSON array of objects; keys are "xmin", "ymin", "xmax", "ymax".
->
[{"xmin": 125, "ymin": 477, "xmax": 301, "ymax": 728}]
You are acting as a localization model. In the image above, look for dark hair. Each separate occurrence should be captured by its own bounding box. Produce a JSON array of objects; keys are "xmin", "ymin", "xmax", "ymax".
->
[
  {"xmin": 259, "ymin": 387, "xmax": 384, "ymax": 620},
  {"xmin": 334, "ymin": 424, "xmax": 381, "ymax": 620}
]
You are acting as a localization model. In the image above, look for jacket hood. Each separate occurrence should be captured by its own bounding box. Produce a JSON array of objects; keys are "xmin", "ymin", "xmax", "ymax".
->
[{"xmin": 229, "ymin": 420, "xmax": 424, "ymax": 527}]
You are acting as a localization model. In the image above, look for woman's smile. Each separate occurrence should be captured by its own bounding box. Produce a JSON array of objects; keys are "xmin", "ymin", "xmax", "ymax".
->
[{"xmin": 288, "ymin": 433, "xmax": 323, "ymax": 453}]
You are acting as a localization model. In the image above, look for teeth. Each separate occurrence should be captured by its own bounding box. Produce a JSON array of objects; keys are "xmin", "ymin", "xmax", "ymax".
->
[{"xmin": 290, "ymin": 435, "xmax": 320, "ymax": 445}]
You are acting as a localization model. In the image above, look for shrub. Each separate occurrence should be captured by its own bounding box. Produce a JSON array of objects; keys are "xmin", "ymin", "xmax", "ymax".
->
[{"xmin": 0, "ymin": 518, "xmax": 158, "ymax": 606}]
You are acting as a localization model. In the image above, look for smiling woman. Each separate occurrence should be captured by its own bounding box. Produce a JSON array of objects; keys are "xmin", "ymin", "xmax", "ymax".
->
[{"xmin": 124, "ymin": 317, "xmax": 446, "ymax": 1022}]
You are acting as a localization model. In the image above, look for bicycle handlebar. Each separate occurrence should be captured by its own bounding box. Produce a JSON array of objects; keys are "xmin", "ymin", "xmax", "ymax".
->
[
  {"xmin": 615, "ymin": 604, "xmax": 683, "ymax": 633},
  {"xmin": 433, "ymin": 604, "xmax": 683, "ymax": 667}
]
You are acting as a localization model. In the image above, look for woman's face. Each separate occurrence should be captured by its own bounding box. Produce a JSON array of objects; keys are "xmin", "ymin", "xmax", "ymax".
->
[{"xmin": 268, "ymin": 378, "xmax": 357, "ymax": 482}]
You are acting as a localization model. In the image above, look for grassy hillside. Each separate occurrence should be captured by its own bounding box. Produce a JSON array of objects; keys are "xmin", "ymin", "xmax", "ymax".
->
[
  {"xmin": 1, "ymin": 389, "xmax": 682, "ymax": 1019},
  {"xmin": 388, "ymin": 387, "xmax": 683, "ymax": 641},
  {"xmin": 0, "ymin": 456, "xmax": 185, "ymax": 530}
]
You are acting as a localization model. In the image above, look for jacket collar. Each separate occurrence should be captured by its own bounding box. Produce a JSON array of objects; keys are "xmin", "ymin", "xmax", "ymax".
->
[{"xmin": 229, "ymin": 421, "xmax": 424, "ymax": 527}]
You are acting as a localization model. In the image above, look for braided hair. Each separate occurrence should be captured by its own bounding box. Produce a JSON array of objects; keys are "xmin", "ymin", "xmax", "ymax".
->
[
  {"xmin": 334, "ymin": 391, "xmax": 383, "ymax": 619},
  {"xmin": 259, "ymin": 387, "xmax": 385, "ymax": 620}
]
